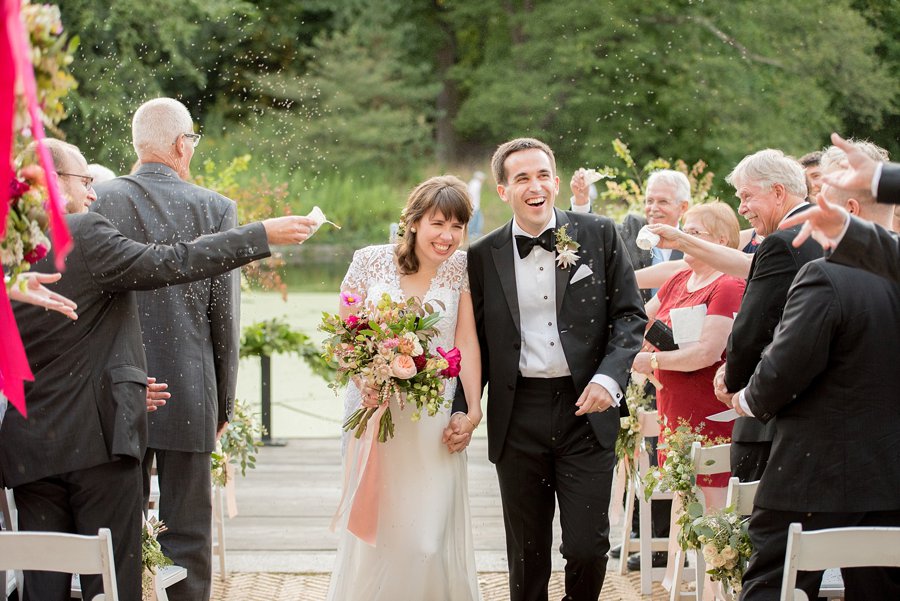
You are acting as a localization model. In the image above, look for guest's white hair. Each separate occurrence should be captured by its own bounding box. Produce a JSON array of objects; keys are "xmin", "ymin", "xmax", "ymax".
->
[
  {"xmin": 88, "ymin": 163, "xmax": 116, "ymax": 184},
  {"xmin": 132, "ymin": 98, "xmax": 193, "ymax": 158},
  {"xmin": 646, "ymin": 169, "xmax": 691, "ymax": 204},
  {"xmin": 820, "ymin": 140, "xmax": 889, "ymax": 173},
  {"xmin": 725, "ymin": 149, "xmax": 807, "ymax": 198}
]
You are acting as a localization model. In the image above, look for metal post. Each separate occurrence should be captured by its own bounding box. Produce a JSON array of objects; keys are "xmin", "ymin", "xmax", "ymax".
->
[{"xmin": 259, "ymin": 354, "xmax": 286, "ymax": 446}]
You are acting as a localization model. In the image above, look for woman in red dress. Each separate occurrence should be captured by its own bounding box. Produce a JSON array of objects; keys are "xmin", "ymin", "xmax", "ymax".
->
[{"xmin": 632, "ymin": 202, "xmax": 746, "ymax": 490}]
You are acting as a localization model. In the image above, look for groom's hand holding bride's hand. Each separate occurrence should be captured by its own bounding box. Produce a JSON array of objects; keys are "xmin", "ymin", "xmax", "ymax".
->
[
  {"xmin": 261, "ymin": 216, "xmax": 318, "ymax": 245},
  {"xmin": 574, "ymin": 383, "xmax": 614, "ymax": 415},
  {"xmin": 442, "ymin": 413, "xmax": 476, "ymax": 453}
]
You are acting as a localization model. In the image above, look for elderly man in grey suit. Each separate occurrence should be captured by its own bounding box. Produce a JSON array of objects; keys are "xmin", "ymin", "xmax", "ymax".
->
[
  {"xmin": 92, "ymin": 97, "xmax": 239, "ymax": 600},
  {"xmin": 0, "ymin": 138, "xmax": 314, "ymax": 601}
]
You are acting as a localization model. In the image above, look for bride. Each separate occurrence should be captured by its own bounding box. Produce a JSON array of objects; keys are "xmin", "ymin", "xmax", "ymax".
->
[{"xmin": 327, "ymin": 175, "xmax": 483, "ymax": 601}]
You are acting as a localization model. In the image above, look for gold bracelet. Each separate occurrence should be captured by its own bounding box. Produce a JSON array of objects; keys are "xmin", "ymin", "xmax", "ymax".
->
[{"xmin": 453, "ymin": 411, "xmax": 479, "ymax": 429}]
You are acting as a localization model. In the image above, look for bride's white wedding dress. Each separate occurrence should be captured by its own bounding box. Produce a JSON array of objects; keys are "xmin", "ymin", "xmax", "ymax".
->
[{"xmin": 327, "ymin": 244, "xmax": 481, "ymax": 601}]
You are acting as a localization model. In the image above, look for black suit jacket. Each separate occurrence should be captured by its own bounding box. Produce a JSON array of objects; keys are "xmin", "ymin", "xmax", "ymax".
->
[
  {"xmin": 828, "ymin": 216, "xmax": 899, "ymax": 285},
  {"xmin": 876, "ymin": 162, "xmax": 899, "ymax": 204},
  {"xmin": 465, "ymin": 208, "xmax": 646, "ymax": 463},
  {"xmin": 0, "ymin": 212, "xmax": 269, "ymax": 488},
  {"xmin": 745, "ymin": 259, "xmax": 900, "ymax": 513},
  {"xmin": 725, "ymin": 207, "xmax": 822, "ymax": 443}
]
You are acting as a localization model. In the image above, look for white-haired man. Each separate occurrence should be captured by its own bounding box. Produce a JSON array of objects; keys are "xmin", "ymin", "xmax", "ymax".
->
[
  {"xmin": 1, "ymin": 138, "xmax": 314, "ymax": 601},
  {"xmin": 728, "ymin": 143, "xmax": 900, "ymax": 601},
  {"xmin": 712, "ymin": 149, "xmax": 822, "ymax": 482},
  {"xmin": 92, "ymin": 97, "xmax": 237, "ymax": 600}
]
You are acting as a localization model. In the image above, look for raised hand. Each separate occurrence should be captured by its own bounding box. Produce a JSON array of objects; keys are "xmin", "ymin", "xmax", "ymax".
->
[
  {"xmin": 9, "ymin": 272, "xmax": 78, "ymax": 320},
  {"xmin": 569, "ymin": 168, "xmax": 590, "ymax": 207},
  {"xmin": 820, "ymin": 132, "xmax": 879, "ymax": 194},
  {"xmin": 261, "ymin": 215, "xmax": 317, "ymax": 245},
  {"xmin": 780, "ymin": 194, "xmax": 849, "ymax": 250}
]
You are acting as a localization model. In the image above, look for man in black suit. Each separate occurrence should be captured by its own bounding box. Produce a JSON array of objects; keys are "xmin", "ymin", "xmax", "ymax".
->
[
  {"xmin": 713, "ymin": 149, "xmax": 822, "ymax": 482},
  {"xmin": 448, "ymin": 138, "xmax": 646, "ymax": 600},
  {"xmin": 0, "ymin": 139, "xmax": 315, "ymax": 601},
  {"xmin": 729, "ymin": 177, "xmax": 900, "ymax": 600}
]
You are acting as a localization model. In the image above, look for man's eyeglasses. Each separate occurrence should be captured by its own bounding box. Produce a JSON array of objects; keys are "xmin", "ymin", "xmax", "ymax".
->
[
  {"xmin": 175, "ymin": 132, "xmax": 202, "ymax": 148},
  {"xmin": 57, "ymin": 172, "xmax": 94, "ymax": 189}
]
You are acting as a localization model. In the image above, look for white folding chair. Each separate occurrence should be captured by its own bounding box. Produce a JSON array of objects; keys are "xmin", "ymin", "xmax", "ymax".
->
[
  {"xmin": 1, "ymin": 489, "xmax": 22, "ymax": 600},
  {"xmin": 724, "ymin": 479, "xmax": 843, "ymax": 600},
  {"xmin": 617, "ymin": 410, "xmax": 675, "ymax": 594},
  {"xmin": 781, "ymin": 523, "xmax": 900, "ymax": 600},
  {"xmin": 669, "ymin": 441, "xmax": 731, "ymax": 601},
  {"xmin": 0, "ymin": 528, "xmax": 118, "ymax": 601},
  {"xmin": 212, "ymin": 484, "xmax": 228, "ymax": 579}
]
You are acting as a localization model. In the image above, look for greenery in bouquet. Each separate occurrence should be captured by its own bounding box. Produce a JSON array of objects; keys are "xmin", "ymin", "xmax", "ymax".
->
[
  {"xmin": 643, "ymin": 419, "xmax": 728, "ymax": 551},
  {"xmin": 615, "ymin": 379, "xmax": 654, "ymax": 481},
  {"xmin": 240, "ymin": 317, "xmax": 335, "ymax": 382},
  {"xmin": 211, "ymin": 398, "xmax": 266, "ymax": 488},
  {"xmin": 319, "ymin": 292, "xmax": 461, "ymax": 443},
  {"xmin": 141, "ymin": 516, "xmax": 173, "ymax": 600},
  {"xmin": 693, "ymin": 506, "xmax": 753, "ymax": 594},
  {"xmin": 3, "ymin": 166, "xmax": 51, "ymax": 283},
  {"xmin": 594, "ymin": 139, "xmax": 715, "ymax": 222}
]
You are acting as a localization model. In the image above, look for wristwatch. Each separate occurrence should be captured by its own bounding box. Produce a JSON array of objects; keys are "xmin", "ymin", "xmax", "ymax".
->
[{"xmin": 649, "ymin": 352, "xmax": 659, "ymax": 370}]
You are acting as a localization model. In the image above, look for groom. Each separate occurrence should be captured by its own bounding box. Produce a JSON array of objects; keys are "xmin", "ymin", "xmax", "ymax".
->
[{"xmin": 449, "ymin": 138, "xmax": 646, "ymax": 600}]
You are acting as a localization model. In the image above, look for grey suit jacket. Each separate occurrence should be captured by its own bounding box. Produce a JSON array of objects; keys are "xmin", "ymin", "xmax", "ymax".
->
[
  {"xmin": 0, "ymin": 212, "xmax": 269, "ymax": 488},
  {"xmin": 93, "ymin": 163, "xmax": 239, "ymax": 453}
]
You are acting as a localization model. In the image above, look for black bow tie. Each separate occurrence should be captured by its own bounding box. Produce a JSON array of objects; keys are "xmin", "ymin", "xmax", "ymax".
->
[{"xmin": 515, "ymin": 229, "xmax": 555, "ymax": 259}]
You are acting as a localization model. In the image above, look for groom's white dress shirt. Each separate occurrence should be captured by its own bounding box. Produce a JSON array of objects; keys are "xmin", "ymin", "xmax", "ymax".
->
[{"xmin": 512, "ymin": 215, "xmax": 623, "ymax": 405}]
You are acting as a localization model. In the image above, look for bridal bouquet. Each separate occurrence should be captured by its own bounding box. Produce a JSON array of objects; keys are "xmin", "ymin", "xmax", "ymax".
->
[{"xmin": 320, "ymin": 292, "xmax": 461, "ymax": 442}]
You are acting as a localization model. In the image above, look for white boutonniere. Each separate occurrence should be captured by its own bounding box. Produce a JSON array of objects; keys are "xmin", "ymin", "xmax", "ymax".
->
[{"xmin": 555, "ymin": 225, "xmax": 580, "ymax": 269}]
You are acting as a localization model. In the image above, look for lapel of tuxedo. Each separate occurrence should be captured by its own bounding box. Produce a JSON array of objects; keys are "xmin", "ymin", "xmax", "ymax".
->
[
  {"xmin": 555, "ymin": 208, "xmax": 573, "ymax": 315},
  {"xmin": 491, "ymin": 221, "xmax": 521, "ymax": 335}
]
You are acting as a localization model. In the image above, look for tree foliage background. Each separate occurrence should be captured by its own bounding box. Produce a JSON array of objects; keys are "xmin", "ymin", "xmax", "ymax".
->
[{"xmin": 57, "ymin": 0, "xmax": 898, "ymax": 196}]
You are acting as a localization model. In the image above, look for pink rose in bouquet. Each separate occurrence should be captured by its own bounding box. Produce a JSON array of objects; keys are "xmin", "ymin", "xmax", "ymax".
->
[
  {"xmin": 390, "ymin": 354, "xmax": 418, "ymax": 379},
  {"xmin": 437, "ymin": 346, "xmax": 461, "ymax": 378}
]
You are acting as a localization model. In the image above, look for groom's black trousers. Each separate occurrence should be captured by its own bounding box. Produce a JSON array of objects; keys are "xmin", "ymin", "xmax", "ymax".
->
[{"xmin": 496, "ymin": 376, "xmax": 616, "ymax": 601}]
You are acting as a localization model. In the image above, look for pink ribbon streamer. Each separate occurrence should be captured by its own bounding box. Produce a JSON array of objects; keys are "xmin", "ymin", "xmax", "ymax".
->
[
  {"xmin": 0, "ymin": 0, "xmax": 33, "ymax": 417},
  {"xmin": 6, "ymin": 0, "xmax": 71, "ymax": 269},
  {"xmin": 331, "ymin": 405, "xmax": 385, "ymax": 546}
]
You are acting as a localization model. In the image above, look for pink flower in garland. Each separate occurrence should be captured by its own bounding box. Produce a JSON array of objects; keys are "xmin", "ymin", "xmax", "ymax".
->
[
  {"xmin": 9, "ymin": 177, "xmax": 30, "ymax": 199},
  {"xmin": 436, "ymin": 346, "xmax": 462, "ymax": 378}
]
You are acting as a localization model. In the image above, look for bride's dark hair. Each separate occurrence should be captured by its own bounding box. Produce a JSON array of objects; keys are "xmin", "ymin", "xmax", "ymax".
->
[{"xmin": 396, "ymin": 175, "xmax": 472, "ymax": 275}]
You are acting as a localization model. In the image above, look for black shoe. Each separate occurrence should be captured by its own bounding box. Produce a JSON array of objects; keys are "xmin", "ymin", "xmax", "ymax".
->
[{"xmin": 627, "ymin": 551, "xmax": 668, "ymax": 571}]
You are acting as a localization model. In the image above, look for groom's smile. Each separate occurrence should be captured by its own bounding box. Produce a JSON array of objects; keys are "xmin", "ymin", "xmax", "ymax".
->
[{"xmin": 498, "ymin": 147, "xmax": 559, "ymax": 236}]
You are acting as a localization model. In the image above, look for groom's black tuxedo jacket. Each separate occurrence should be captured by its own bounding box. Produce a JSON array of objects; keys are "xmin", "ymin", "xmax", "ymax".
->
[
  {"xmin": 462, "ymin": 208, "xmax": 646, "ymax": 463},
  {"xmin": 0, "ymin": 212, "xmax": 270, "ymax": 488}
]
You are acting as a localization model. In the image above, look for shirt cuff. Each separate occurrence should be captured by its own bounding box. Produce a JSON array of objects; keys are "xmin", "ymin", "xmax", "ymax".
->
[
  {"xmin": 570, "ymin": 196, "xmax": 591, "ymax": 213},
  {"xmin": 871, "ymin": 162, "xmax": 883, "ymax": 200},
  {"xmin": 590, "ymin": 374, "xmax": 623, "ymax": 407},
  {"xmin": 738, "ymin": 388, "xmax": 755, "ymax": 418}
]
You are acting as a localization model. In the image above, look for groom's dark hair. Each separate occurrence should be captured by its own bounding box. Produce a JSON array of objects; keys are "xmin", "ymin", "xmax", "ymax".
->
[{"xmin": 491, "ymin": 138, "xmax": 556, "ymax": 185}]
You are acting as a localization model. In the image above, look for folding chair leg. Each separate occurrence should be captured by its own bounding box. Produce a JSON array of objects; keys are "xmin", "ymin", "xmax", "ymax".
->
[{"xmin": 618, "ymin": 484, "xmax": 635, "ymax": 576}]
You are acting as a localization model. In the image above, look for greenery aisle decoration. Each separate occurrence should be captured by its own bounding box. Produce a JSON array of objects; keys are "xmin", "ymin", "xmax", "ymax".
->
[
  {"xmin": 614, "ymin": 379, "xmax": 654, "ymax": 487},
  {"xmin": 643, "ymin": 420, "xmax": 728, "ymax": 551},
  {"xmin": 691, "ymin": 506, "xmax": 753, "ymax": 594},
  {"xmin": 211, "ymin": 398, "xmax": 265, "ymax": 487},
  {"xmin": 141, "ymin": 516, "xmax": 172, "ymax": 601}
]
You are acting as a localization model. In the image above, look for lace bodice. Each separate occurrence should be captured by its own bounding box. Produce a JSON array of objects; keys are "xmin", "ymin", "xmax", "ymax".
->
[{"xmin": 341, "ymin": 244, "xmax": 469, "ymax": 356}]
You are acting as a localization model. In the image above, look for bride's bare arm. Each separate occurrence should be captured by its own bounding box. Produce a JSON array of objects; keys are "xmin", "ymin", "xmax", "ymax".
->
[{"xmin": 454, "ymin": 291, "xmax": 482, "ymax": 427}]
